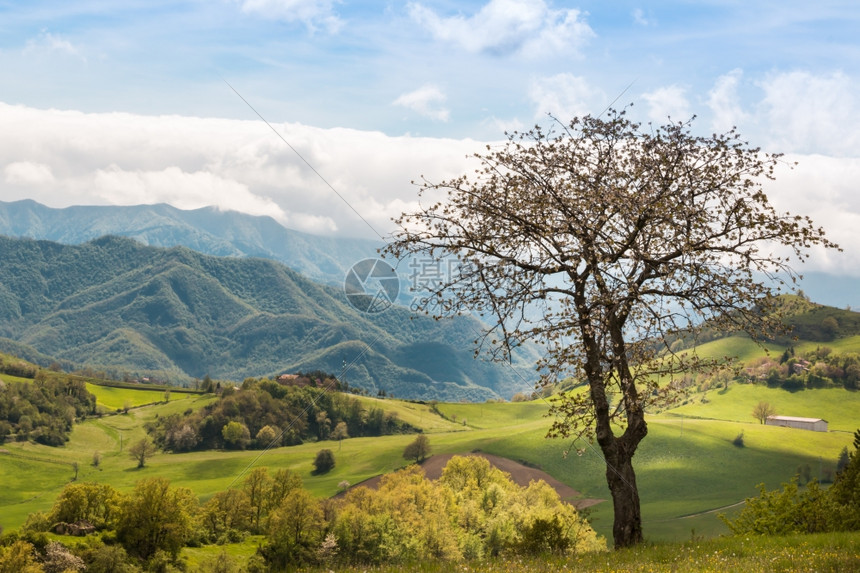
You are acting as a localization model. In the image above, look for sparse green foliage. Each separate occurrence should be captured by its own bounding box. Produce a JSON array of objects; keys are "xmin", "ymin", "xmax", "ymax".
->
[
  {"xmin": 332, "ymin": 421, "xmax": 349, "ymax": 442},
  {"xmin": 243, "ymin": 467, "xmax": 270, "ymax": 534},
  {"xmin": 128, "ymin": 438, "xmax": 157, "ymax": 468},
  {"xmin": 752, "ymin": 401, "xmax": 776, "ymax": 424},
  {"xmin": 200, "ymin": 489, "xmax": 253, "ymax": 542}
]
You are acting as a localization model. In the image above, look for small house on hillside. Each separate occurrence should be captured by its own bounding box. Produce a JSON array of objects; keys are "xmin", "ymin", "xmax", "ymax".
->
[{"xmin": 765, "ymin": 415, "xmax": 828, "ymax": 432}]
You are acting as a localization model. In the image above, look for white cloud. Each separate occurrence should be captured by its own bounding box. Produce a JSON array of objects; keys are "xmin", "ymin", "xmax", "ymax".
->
[
  {"xmin": 529, "ymin": 74, "xmax": 604, "ymax": 121},
  {"xmin": 763, "ymin": 155, "xmax": 860, "ymax": 276},
  {"xmin": 0, "ymin": 102, "xmax": 484, "ymax": 239},
  {"xmin": 758, "ymin": 71, "xmax": 860, "ymax": 156},
  {"xmin": 22, "ymin": 30, "xmax": 86, "ymax": 61},
  {"xmin": 393, "ymin": 85, "xmax": 450, "ymax": 122},
  {"xmin": 1, "ymin": 100, "xmax": 857, "ymax": 276},
  {"xmin": 91, "ymin": 165, "xmax": 287, "ymax": 220},
  {"xmin": 4, "ymin": 161, "xmax": 55, "ymax": 186},
  {"xmin": 237, "ymin": 0, "xmax": 342, "ymax": 33},
  {"xmin": 408, "ymin": 0, "xmax": 594, "ymax": 58},
  {"xmin": 641, "ymin": 85, "xmax": 691, "ymax": 123},
  {"xmin": 632, "ymin": 8, "xmax": 654, "ymax": 27},
  {"xmin": 708, "ymin": 69, "xmax": 748, "ymax": 133}
]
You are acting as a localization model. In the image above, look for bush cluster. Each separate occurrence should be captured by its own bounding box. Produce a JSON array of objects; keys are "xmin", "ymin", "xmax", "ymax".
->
[{"xmin": 2, "ymin": 457, "xmax": 605, "ymax": 571}]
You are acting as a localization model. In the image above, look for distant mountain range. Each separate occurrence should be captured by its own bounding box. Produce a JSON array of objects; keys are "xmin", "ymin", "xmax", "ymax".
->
[
  {"xmin": 0, "ymin": 199, "xmax": 380, "ymax": 287},
  {"xmin": 0, "ymin": 200, "xmax": 856, "ymax": 310},
  {"xmin": 0, "ymin": 235, "xmax": 536, "ymax": 401}
]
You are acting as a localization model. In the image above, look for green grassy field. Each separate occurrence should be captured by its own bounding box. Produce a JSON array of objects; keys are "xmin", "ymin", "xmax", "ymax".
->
[
  {"xmin": 668, "ymin": 384, "xmax": 860, "ymax": 430},
  {"xmin": 85, "ymin": 383, "xmax": 190, "ymax": 410},
  {"xmin": 2, "ymin": 379, "xmax": 857, "ymax": 547},
  {"xmin": 3, "ymin": 324, "xmax": 860, "ymax": 547},
  {"xmin": 352, "ymin": 395, "xmax": 466, "ymax": 433},
  {"xmin": 291, "ymin": 531, "xmax": 860, "ymax": 572},
  {"xmin": 687, "ymin": 336, "xmax": 785, "ymax": 362},
  {"xmin": 171, "ymin": 530, "xmax": 860, "ymax": 572}
]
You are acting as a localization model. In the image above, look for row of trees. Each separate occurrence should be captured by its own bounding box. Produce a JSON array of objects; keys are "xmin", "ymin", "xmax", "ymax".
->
[
  {"xmin": 3, "ymin": 456, "xmax": 604, "ymax": 571},
  {"xmin": 146, "ymin": 377, "xmax": 414, "ymax": 452}
]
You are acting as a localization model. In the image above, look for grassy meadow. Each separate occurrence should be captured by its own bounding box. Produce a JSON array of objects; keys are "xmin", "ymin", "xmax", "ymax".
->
[
  {"xmin": 1, "ymin": 376, "xmax": 857, "ymax": 547},
  {"xmin": 2, "ymin": 323, "xmax": 860, "ymax": 572},
  {"xmin": 292, "ymin": 531, "xmax": 860, "ymax": 572}
]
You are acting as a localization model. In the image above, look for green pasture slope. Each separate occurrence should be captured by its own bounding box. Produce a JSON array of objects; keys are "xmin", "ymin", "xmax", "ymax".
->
[
  {"xmin": 85, "ymin": 382, "xmax": 190, "ymax": 410},
  {"xmin": 2, "ymin": 375, "xmax": 858, "ymax": 548},
  {"xmin": 0, "ymin": 351, "xmax": 197, "ymax": 411}
]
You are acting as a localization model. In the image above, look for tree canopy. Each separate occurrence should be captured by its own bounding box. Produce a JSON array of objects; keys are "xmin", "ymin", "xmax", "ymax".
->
[{"xmin": 386, "ymin": 109, "xmax": 838, "ymax": 547}]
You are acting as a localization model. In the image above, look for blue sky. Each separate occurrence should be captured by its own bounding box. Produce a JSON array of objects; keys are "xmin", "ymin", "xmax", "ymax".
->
[
  {"xmin": 3, "ymin": 1, "xmax": 857, "ymax": 137},
  {"xmin": 1, "ymin": 1, "xmax": 859, "ymax": 276}
]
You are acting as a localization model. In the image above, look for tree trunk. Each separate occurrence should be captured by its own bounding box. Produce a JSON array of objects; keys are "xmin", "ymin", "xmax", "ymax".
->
[{"xmin": 605, "ymin": 443, "xmax": 643, "ymax": 548}]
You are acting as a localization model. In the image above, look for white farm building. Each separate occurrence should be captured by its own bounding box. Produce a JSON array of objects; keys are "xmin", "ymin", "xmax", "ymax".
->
[{"xmin": 765, "ymin": 415, "xmax": 828, "ymax": 432}]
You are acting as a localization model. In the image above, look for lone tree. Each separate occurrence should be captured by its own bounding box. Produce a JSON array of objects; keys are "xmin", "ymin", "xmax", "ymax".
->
[
  {"xmin": 403, "ymin": 434, "xmax": 431, "ymax": 463},
  {"xmin": 128, "ymin": 438, "xmax": 157, "ymax": 469},
  {"xmin": 386, "ymin": 109, "xmax": 837, "ymax": 548},
  {"xmin": 312, "ymin": 449, "xmax": 335, "ymax": 474},
  {"xmin": 752, "ymin": 401, "xmax": 777, "ymax": 424}
]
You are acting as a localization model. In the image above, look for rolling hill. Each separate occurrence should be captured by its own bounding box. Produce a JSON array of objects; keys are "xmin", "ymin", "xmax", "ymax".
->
[{"xmin": 0, "ymin": 235, "xmax": 536, "ymax": 400}]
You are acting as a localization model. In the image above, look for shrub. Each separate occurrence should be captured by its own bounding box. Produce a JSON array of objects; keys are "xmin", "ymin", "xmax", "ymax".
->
[
  {"xmin": 732, "ymin": 431, "xmax": 745, "ymax": 447},
  {"xmin": 221, "ymin": 421, "xmax": 251, "ymax": 450},
  {"xmin": 312, "ymin": 449, "xmax": 335, "ymax": 474}
]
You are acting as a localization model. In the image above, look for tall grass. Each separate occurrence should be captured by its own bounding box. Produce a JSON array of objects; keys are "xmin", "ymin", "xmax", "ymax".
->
[{"xmin": 205, "ymin": 531, "xmax": 860, "ymax": 572}]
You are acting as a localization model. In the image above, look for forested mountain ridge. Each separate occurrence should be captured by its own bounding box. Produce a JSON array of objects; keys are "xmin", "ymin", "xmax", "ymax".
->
[
  {"xmin": 1, "ymin": 199, "xmax": 857, "ymax": 310},
  {"xmin": 0, "ymin": 199, "xmax": 380, "ymax": 286},
  {"xmin": 0, "ymin": 235, "xmax": 533, "ymax": 400}
]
